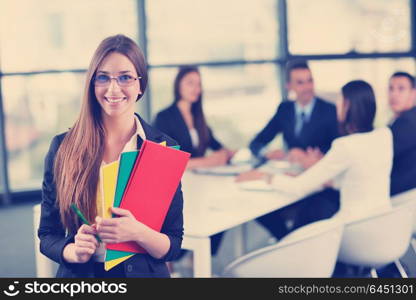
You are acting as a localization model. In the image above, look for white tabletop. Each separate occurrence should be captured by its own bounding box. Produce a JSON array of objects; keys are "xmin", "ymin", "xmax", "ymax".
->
[{"xmin": 181, "ymin": 170, "xmax": 297, "ymax": 238}]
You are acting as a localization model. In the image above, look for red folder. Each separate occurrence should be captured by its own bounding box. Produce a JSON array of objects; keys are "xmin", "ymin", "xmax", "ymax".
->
[{"xmin": 106, "ymin": 140, "xmax": 190, "ymax": 253}]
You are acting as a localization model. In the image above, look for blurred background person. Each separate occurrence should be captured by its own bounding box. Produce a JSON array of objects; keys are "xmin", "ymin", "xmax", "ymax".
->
[
  {"xmin": 247, "ymin": 60, "xmax": 340, "ymax": 241},
  {"xmin": 249, "ymin": 59, "xmax": 339, "ymax": 162},
  {"xmin": 238, "ymin": 79, "xmax": 393, "ymax": 227},
  {"xmin": 388, "ymin": 72, "xmax": 416, "ymax": 196},
  {"xmin": 154, "ymin": 65, "xmax": 234, "ymax": 170},
  {"xmin": 153, "ymin": 65, "xmax": 233, "ymax": 273}
]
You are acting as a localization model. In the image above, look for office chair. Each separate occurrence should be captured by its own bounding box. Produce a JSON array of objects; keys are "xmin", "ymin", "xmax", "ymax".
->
[
  {"xmin": 337, "ymin": 199, "xmax": 416, "ymax": 278},
  {"xmin": 33, "ymin": 204, "xmax": 58, "ymax": 277},
  {"xmin": 222, "ymin": 218, "xmax": 343, "ymax": 277}
]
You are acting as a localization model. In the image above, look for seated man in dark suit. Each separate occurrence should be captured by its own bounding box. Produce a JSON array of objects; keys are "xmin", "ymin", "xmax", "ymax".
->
[
  {"xmin": 249, "ymin": 59, "xmax": 340, "ymax": 240},
  {"xmin": 376, "ymin": 72, "xmax": 416, "ymax": 278},
  {"xmin": 388, "ymin": 71, "xmax": 416, "ymax": 196}
]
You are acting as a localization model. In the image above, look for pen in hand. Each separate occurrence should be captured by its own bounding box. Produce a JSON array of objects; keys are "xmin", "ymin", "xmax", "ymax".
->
[{"xmin": 70, "ymin": 204, "xmax": 102, "ymax": 243}]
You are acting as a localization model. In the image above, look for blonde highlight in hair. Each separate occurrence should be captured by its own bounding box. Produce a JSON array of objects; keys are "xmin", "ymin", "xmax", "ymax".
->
[{"xmin": 54, "ymin": 34, "xmax": 148, "ymax": 232}]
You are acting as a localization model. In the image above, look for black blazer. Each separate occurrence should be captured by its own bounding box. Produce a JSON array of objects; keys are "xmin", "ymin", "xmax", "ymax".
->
[
  {"xmin": 153, "ymin": 104, "xmax": 223, "ymax": 157},
  {"xmin": 249, "ymin": 98, "xmax": 339, "ymax": 156},
  {"xmin": 390, "ymin": 107, "xmax": 416, "ymax": 196},
  {"xmin": 38, "ymin": 114, "xmax": 184, "ymax": 278}
]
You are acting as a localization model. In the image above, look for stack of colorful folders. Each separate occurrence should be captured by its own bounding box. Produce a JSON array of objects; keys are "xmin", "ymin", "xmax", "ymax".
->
[{"xmin": 99, "ymin": 140, "xmax": 190, "ymax": 271}]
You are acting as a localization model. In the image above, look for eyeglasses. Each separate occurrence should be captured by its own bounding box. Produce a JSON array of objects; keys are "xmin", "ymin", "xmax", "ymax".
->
[{"xmin": 93, "ymin": 74, "xmax": 142, "ymax": 87}]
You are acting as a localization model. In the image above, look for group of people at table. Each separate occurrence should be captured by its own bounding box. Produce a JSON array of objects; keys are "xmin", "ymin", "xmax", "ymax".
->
[{"xmin": 153, "ymin": 60, "xmax": 416, "ymax": 275}]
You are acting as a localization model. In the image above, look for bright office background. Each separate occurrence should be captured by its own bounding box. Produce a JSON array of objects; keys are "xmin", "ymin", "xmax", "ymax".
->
[{"xmin": 0, "ymin": 0, "xmax": 415, "ymax": 203}]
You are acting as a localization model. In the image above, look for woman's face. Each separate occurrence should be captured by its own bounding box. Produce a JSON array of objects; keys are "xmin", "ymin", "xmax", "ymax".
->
[
  {"xmin": 179, "ymin": 71, "xmax": 202, "ymax": 103},
  {"xmin": 94, "ymin": 52, "xmax": 141, "ymax": 118},
  {"xmin": 336, "ymin": 96, "xmax": 349, "ymax": 122}
]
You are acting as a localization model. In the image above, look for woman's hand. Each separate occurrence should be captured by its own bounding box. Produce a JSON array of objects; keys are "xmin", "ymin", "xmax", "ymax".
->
[
  {"xmin": 63, "ymin": 224, "xmax": 99, "ymax": 263},
  {"xmin": 300, "ymin": 147, "xmax": 324, "ymax": 169},
  {"xmin": 206, "ymin": 149, "xmax": 230, "ymax": 166},
  {"xmin": 286, "ymin": 148, "xmax": 307, "ymax": 164},
  {"xmin": 225, "ymin": 149, "xmax": 237, "ymax": 160},
  {"xmin": 95, "ymin": 207, "xmax": 147, "ymax": 244},
  {"xmin": 265, "ymin": 149, "xmax": 286, "ymax": 160},
  {"xmin": 235, "ymin": 169, "xmax": 272, "ymax": 183}
]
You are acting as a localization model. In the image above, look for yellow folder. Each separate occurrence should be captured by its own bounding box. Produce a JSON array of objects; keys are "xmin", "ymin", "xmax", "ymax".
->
[
  {"xmin": 105, "ymin": 254, "xmax": 135, "ymax": 271},
  {"xmin": 101, "ymin": 161, "xmax": 119, "ymax": 219}
]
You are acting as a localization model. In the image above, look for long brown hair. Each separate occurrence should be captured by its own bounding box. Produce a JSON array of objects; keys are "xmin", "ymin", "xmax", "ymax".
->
[
  {"xmin": 173, "ymin": 66, "xmax": 210, "ymax": 156},
  {"xmin": 54, "ymin": 34, "xmax": 148, "ymax": 232}
]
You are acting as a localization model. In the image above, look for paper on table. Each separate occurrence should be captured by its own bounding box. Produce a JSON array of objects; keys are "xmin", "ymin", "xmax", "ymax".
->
[
  {"xmin": 192, "ymin": 163, "xmax": 253, "ymax": 176},
  {"xmin": 237, "ymin": 179, "xmax": 275, "ymax": 192}
]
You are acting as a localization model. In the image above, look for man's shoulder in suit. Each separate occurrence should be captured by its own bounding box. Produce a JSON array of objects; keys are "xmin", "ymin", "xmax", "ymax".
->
[
  {"xmin": 277, "ymin": 99, "xmax": 295, "ymax": 112},
  {"xmin": 398, "ymin": 106, "xmax": 416, "ymax": 123},
  {"xmin": 315, "ymin": 97, "xmax": 336, "ymax": 110},
  {"xmin": 278, "ymin": 97, "xmax": 336, "ymax": 115},
  {"xmin": 390, "ymin": 106, "xmax": 416, "ymax": 132}
]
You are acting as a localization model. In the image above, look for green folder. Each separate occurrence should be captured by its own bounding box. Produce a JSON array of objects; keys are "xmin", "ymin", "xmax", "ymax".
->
[
  {"xmin": 105, "ymin": 249, "xmax": 137, "ymax": 261},
  {"xmin": 113, "ymin": 151, "xmax": 139, "ymax": 210},
  {"xmin": 105, "ymin": 145, "xmax": 182, "ymax": 264}
]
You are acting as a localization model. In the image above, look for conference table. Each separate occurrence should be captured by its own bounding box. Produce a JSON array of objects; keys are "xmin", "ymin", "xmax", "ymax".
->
[{"xmin": 180, "ymin": 168, "xmax": 298, "ymax": 277}]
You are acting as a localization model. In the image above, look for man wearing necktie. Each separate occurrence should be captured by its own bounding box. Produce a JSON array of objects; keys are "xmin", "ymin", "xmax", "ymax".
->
[
  {"xmin": 295, "ymin": 109, "xmax": 308, "ymax": 138},
  {"xmin": 248, "ymin": 59, "xmax": 340, "ymax": 240}
]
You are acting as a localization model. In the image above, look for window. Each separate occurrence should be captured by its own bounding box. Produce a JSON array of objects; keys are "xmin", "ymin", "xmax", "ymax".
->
[
  {"xmin": 146, "ymin": 0, "xmax": 279, "ymax": 65},
  {"xmin": 150, "ymin": 63, "xmax": 281, "ymax": 148},
  {"xmin": 3, "ymin": 73, "xmax": 84, "ymax": 190},
  {"xmin": 287, "ymin": 0, "xmax": 411, "ymax": 54},
  {"xmin": 0, "ymin": 0, "xmax": 138, "ymax": 72},
  {"xmin": 0, "ymin": 0, "xmax": 139, "ymax": 191},
  {"xmin": 147, "ymin": 0, "xmax": 282, "ymax": 151}
]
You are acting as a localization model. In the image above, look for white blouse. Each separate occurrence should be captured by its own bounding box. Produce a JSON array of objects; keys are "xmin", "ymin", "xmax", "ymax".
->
[
  {"xmin": 271, "ymin": 127, "xmax": 393, "ymax": 223},
  {"xmin": 189, "ymin": 127, "xmax": 199, "ymax": 149}
]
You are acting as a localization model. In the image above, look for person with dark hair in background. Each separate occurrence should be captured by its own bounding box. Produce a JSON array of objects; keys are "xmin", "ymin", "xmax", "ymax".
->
[
  {"xmin": 238, "ymin": 79, "xmax": 393, "ymax": 225},
  {"xmin": 154, "ymin": 66, "xmax": 234, "ymax": 169},
  {"xmin": 249, "ymin": 59, "xmax": 339, "ymax": 158},
  {"xmin": 377, "ymin": 71, "xmax": 416, "ymax": 277},
  {"xmin": 154, "ymin": 66, "xmax": 234, "ymax": 267},
  {"xmin": 247, "ymin": 59, "xmax": 340, "ymax": 241},
  {"xmin": 388, "ymin": 71, "xmax": 416, "ymax": 196}
]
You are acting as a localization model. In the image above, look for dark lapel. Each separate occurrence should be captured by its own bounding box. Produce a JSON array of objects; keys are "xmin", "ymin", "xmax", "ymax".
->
[
  {"xmin": 171, "ymin": 104, "xmax": 194, "ymax": 152},
  {"xmin": 286, "ymin": 101, "xmax": 297, "ymax": 141},
  {"xmin": 135, "ymin": 113, "xmax": 166, "ymax": 148}
]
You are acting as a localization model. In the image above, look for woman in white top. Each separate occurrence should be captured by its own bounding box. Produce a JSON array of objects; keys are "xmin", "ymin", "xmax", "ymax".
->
[{"xmin": 237, "ymin": 80, "xmax": 393, "ymax": 223}]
